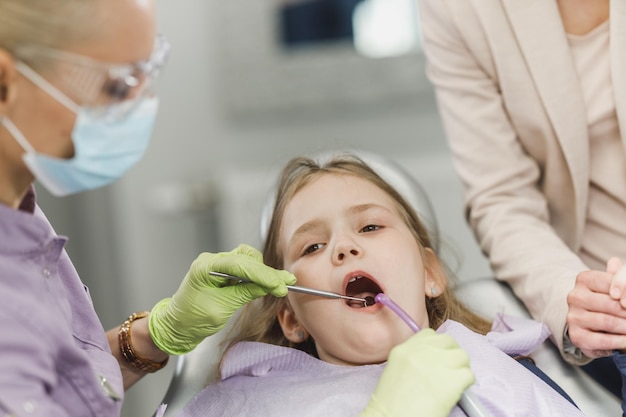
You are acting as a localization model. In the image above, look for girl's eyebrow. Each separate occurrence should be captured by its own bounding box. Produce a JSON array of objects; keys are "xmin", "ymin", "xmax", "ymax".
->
[
  {"xmin": 347, "ymin": 203, "xmax": 392, "ymax": 216},
  {"xmin": 288, "ymin": 203, "xmax": 393, "ymax": 245},
  {"xmin": 289, "ymin": 219, "xmax": 323, "ymax": 246}
]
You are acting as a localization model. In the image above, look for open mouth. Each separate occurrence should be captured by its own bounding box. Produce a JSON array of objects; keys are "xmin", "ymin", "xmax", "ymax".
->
[{"xmin": 345, "ymin": 275, "xmax": 383, "ymax": 308}]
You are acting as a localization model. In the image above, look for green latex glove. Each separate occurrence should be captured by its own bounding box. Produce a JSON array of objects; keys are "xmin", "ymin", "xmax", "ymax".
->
[
  {"xmin": 149, "ymin": 244, "xmax": 296, "ymax": 355},
  {"xmin": 360, "ymin": 328, "xmax": 474, "ymax": 417}
]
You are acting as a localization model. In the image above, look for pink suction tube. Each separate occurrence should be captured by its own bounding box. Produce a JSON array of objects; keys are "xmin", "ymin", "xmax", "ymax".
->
[
  {"xmin": 374, "ymin": 293, "xmax": 421, "ymax": 332},
  {"xmin": 374, "ymin": 293, "xmax": 492, "ymax": 417}
]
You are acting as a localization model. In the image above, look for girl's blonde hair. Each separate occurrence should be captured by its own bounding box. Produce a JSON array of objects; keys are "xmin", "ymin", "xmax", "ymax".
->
[
  {"xmin": 221, "ymin": 154, "xmax": 492, "ymax": 368},
  {"xmin": 0, "ymin": 0, "xmax": 99, "ymax": 58}
]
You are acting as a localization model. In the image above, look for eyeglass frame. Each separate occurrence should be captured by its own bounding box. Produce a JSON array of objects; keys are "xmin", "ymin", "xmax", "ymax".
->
[{"xmin": 11, "ymin": 34, "xmax": 171, "ymax": 121}]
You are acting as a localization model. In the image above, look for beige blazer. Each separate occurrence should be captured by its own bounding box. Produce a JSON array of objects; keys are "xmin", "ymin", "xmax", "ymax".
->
[{"xmin": 419, "ymin": 0, "xmax": 626, "ymax": 364}]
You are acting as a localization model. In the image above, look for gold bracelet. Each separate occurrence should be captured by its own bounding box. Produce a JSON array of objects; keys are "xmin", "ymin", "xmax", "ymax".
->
[{"xmin": 118, "ymin": 311, "xmax": 169, "ymax": 373}]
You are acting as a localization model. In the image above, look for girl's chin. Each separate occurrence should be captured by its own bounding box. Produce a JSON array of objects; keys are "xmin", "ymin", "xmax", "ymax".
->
[
  {"xmin": 371, "ymin": 322, "xmax": 416, "ymax": 343},
  {"xmin": 322, "ymin": 352, "xmax": 390, "ymax": 367}
]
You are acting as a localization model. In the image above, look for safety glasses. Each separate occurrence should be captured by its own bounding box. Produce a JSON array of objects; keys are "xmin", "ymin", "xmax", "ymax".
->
[{"xmin": 14, "ymin": 35, "xmax": 171, "ymax": 122}]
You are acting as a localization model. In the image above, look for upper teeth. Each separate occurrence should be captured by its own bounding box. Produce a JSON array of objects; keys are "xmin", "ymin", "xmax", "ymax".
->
[{"xmin": 349, "ymin": 276, "xmax": 363, "ymax": 283}]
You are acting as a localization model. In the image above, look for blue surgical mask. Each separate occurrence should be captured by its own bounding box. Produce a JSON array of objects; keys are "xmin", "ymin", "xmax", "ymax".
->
[{"xmin": 2, "ymin": 62, "xmax": 159, "ymax": 197}]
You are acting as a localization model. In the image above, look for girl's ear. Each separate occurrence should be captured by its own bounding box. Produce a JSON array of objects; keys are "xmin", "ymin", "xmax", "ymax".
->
[
  {"xmin": 423, "ymin": 248, "xmax": 447, "ymax": 298},
  {"xmin": 0, "ymin": 49, "xmax": 17, "ymax": 112},
  {"xmin": 277, "ymin": 303, "xmax": 309, "ymax": 343}
]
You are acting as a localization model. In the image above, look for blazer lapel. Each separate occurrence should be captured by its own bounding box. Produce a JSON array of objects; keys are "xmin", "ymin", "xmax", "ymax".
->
[
  {"xmin": 611, "ymin": 1, "xmax": 626, "ymax": 149},
  {"xmin": 501, "ymin": 0, "xmax": 589, "ymax": 238}
]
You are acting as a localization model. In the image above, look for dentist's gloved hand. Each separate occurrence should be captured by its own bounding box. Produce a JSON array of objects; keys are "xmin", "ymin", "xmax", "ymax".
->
[
  {"xmin": 360, "ymin": 329, "xmax": 474, "ymax": 417},
  {"xmin": 149, "ymin": 244, "xmax": 296, "ymax": 355}
]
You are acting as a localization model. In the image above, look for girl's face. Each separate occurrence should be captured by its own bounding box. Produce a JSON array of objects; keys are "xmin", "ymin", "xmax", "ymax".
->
[{"xmin": 277, "ymin": 173, "xmax": 442, "ymax": 366}]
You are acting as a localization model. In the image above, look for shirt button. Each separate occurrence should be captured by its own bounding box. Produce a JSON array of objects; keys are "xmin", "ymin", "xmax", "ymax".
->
[
  {"xmin": 42, "ymin": 268, "xmax": 50, "ymax": 278},
  {"xmin": 23, "ymin": 401, "xmax": 36, "ymax": 413},
  {"xmin": 99, "ymin": 374, "xmax": 122, "ymax": 401}
]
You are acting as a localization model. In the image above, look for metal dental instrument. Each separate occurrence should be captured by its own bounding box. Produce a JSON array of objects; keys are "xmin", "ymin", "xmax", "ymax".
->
[{"xmin": 209, "ymin": 271, "xmax": 373, "ymax": 306}]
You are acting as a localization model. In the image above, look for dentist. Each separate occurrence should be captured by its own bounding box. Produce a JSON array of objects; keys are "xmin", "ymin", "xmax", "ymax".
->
[{"xmin": 0, "ymin": 0, "xmax": 295, "ymax": 416}]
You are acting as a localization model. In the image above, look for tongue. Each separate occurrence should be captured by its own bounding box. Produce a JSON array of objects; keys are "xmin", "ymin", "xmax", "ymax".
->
[
  {"xmin": 346, "ymin": 292, "xmax": 378, "ymax": 308},
  {"xmin": 347, "ymin": 299, "xmax": 366, "ymax": 308}
]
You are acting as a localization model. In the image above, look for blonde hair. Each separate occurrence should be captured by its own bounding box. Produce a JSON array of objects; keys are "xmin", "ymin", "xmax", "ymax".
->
[
  {"xmin": 220, "ymin": 154, "xmax": 492, "ymax": 370},
  {"xmin": 0, "ymin": 0, "xmax": 99, "ymax": 58}
]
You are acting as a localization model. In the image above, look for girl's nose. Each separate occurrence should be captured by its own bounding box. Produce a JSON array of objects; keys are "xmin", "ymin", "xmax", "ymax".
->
[{"xmin": 333, "ymin": 239, "xmax": 362, "ymax": 263}]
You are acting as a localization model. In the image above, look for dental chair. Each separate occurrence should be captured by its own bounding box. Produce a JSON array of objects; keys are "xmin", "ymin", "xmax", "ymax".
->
[{"xmin": 158, "ymin": 151, "xmax": 621, "ymax": 417}]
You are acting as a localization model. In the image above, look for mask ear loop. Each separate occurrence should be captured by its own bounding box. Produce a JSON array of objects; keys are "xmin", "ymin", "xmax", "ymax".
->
[
  {"xmin": 1, "ymin": 116, "xmax": 35, "ymax": 154},
  {"xmin": 15, "ymin": 61, "xmax": 80, "ymax": 114}
]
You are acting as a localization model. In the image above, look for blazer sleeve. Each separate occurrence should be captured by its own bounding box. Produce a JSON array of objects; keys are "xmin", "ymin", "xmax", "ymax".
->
[{"xmin": 418, "ymin": 0, "xmax": 590, "ymax": 364}]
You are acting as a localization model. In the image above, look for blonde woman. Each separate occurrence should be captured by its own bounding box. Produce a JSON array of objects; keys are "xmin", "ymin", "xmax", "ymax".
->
[
  {"xmin": 418, "ymin": 0, "xmax": 625, "ymax": 397},
  {"xmin": 0, "ymin": 1, "xmax": 295, "ymax": 415},
  {"xmin": 175, "ymin": 154, "xmax": 586, "ymax": 417}
]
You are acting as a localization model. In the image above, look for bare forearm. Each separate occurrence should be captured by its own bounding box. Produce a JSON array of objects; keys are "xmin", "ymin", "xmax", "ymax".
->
[{"xmin": 107, "ymin": 314, "xmax": 169, "ymax": 390}]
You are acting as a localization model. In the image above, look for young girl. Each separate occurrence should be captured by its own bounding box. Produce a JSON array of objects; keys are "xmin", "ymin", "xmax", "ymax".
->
[{"xmin": 174, "ymin": 154, "xmax": 587, "ymax": 417}]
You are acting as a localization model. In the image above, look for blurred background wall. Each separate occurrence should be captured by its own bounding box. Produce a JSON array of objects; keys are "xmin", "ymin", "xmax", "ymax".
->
[{"xmin": 35, "ymin": 1, "xmax": 492, "ymax": 416}]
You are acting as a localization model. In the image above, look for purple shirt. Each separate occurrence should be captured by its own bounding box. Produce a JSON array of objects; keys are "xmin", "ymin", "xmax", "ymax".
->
[{"xmin": 0, "ymin": 188, "xmax": 123, "ymax": 417}]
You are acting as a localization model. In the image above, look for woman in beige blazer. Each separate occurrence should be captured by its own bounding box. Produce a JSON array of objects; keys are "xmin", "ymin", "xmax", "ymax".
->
[{"xmin": 418, "ymin": 0, "xmax": 625, "ymax": 396}]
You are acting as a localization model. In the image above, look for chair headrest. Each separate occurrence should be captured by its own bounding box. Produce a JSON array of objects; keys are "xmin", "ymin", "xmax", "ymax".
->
[{"xmin": 259, "ymin": 150, "xmax": 440, "ymax": 252}]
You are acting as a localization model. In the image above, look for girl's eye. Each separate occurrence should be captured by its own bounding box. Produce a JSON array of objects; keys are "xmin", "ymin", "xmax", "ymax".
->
[
  {"xmin": 303, "ymin": 243, "xmax": 325, "ymax": 255},
  {"xmin": 360, "ymin": 224, "xmax": 380, "ymax": 233}
]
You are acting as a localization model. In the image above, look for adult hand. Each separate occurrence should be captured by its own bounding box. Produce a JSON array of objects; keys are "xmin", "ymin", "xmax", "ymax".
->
[
  {"xmin": 567, "ymin": 258, "xmax": 626, "ymax": 358},
  {"xmin": 148, "ymin": 244, "xmax": 296, "ymax": 355},
  {"xmin": 360, "ymin": 329, "xmax": 474, "ymax": 417}
]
